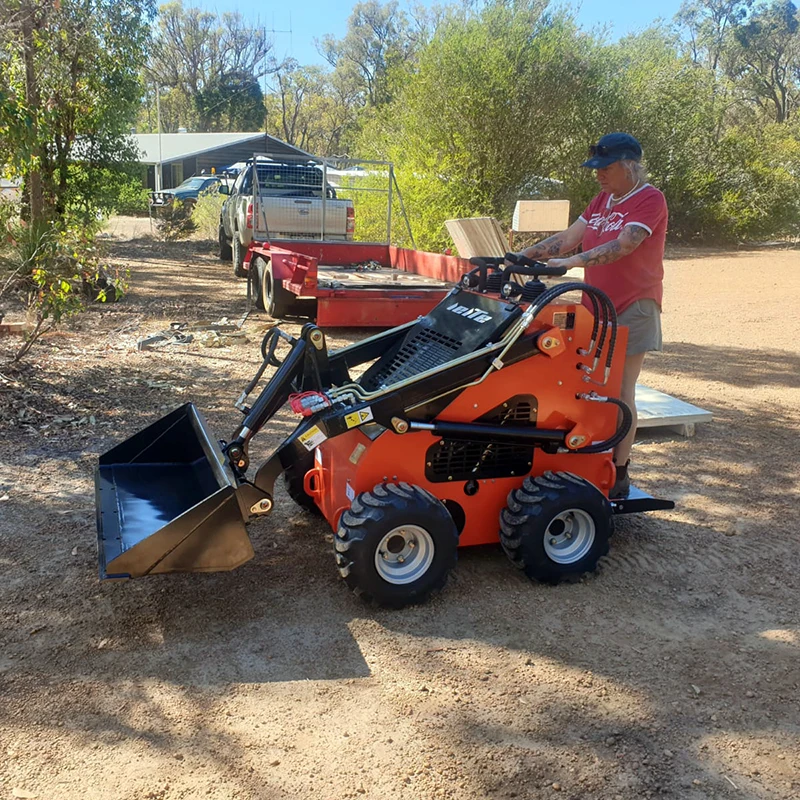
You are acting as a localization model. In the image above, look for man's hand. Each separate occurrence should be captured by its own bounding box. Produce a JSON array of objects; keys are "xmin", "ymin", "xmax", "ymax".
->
[{"xmin": 545, "ymin": 258, "xmax": 570, "ymax": 270}]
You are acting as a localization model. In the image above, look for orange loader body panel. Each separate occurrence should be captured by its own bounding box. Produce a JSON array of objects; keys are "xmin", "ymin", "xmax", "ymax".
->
[{"xmin": 307, "ymin": 300, "xmax": 628, "ymax": 547}]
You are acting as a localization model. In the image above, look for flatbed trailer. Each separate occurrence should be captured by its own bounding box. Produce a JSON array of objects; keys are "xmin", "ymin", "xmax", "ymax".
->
[{"xmin": 243, "ymin": 240, "xmax": 472, "ymax": 327}]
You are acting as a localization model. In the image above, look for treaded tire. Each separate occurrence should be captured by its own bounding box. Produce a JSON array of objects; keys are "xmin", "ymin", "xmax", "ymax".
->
[
  {"xmin": 500, "ymin": 471, "xmax": 612, "ymax": 584},
  {"xmin": 283, "ymin": 455, "xmax": 322, "ymax": 517},
  {"xmin": 261, "ymin": 263, "xmax": 295, "ymax": 318},
  {"xmin": 232, "ymin": 233, "xmax": 247, "ymax": 278},
  {"xmin": 335, "ymin": 482, "xmax": 458, "ymax": 608},
  {"xmin": 250, "ymin": 256, "xmax": 266, "ymax": 310},
  {"xmin": 218, "ymin": 222, "xmax": 232, "ymax": 262}
]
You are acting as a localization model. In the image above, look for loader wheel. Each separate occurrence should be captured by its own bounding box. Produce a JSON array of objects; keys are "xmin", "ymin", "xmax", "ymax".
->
[
  {"xmin": 283, "ymin": 455, "xmax": 322, "ymax": 517},
  {"xmin": 218, "ymin": 222, "xmax": 232, "ymax": 262},
  {"xmin": 499, "ymin": 471, "xmax": 612, "ymax": 585},
  {"xmin": 232, "ymin": 234, "xmax": 247, "ymax": 278},
  {"xmin": 261, "ymin": 264, "xmax": 295, "ymax": 318},
  {"xmin": 335, "ymin": 482, "xmax": 458, "ymax": 608}
]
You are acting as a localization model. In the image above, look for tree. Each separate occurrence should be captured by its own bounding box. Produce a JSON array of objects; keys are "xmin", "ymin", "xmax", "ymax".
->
[
  {"xmin": 0, "ymin": 0, "xmax": 155, "ymax": 223},
  {"xmin": 317, "ymin": 1, "xmax": 417, "ymax": 109},
  {"xmin": 730, "ymin": 0, "xmax": 799, "ymax": 121},
  {"xmin": 146, "ymin": 1, "xmax": 273, "ymax": 132},
  {"xmin": 677, "ymin": 0, "xmax": 752, "ymax": 70},
  {"xmin": 264, "ymin": 60, "xmax": 361, "ymax": 154}
]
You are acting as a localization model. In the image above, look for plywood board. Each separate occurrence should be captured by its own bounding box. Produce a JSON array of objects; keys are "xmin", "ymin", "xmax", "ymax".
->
[
  {"xmin": 636, "ymin": 384, "xmax": 713, "ymax": 437},
  {"xmin": 512, "ymin": 200, "xmax": 570, "ymax": 233},
  {"xmin": 445, "ymin": 217, "xmax": 506, "ymax": 258}
]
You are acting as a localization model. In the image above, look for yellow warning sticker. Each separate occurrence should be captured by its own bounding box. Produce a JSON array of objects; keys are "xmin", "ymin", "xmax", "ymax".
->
[
  {"xmin": 298, "ymin": 425, "xmax": 327, "ymax": 451},
  {"xmin": 344, "ymin": 407, "xmax": 374, "ymax": 429}
]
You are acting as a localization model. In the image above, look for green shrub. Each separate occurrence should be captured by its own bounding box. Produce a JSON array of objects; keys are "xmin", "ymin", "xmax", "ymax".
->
[{"xmin": 191, "ymin": 184, "xmax": 226, "ymax": 240}]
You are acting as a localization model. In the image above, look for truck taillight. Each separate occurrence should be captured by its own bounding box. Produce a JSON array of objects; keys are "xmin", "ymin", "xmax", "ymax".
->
[
  {"xmin": 246, "ymin": 202, "xmax": 253, "ymax": 229},
  {"xmin": 346, "ymin": 205, "xmax": 355, "ymax": 235}
]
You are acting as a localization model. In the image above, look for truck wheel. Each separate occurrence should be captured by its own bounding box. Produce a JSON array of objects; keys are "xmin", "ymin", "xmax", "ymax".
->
[
  {"xmin": 334, "ymin": 482, "xmax": 458, "ymax": 608},
  {"xmin": 283, "ymin": 455, "xmax": 322, "ymax": 517},
  {"xmin": 499, "ymin": 471, "xmax": 612, "ymax": 584},
  {"xmin": 232, "ymin": 234, "xmax": 247, "ymax": 278},
  {"xmin": 218, "ymin": 222, "xmax": 232, "ymax": 262},
  {"xmin": 261, "ymin": 264, "xmax": 294, "ymax": 318}
]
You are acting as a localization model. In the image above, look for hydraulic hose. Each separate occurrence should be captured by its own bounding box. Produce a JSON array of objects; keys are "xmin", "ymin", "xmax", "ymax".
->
[{"xmin": 572, "ymin": 395, "xmax": 632, "ymax": 454}]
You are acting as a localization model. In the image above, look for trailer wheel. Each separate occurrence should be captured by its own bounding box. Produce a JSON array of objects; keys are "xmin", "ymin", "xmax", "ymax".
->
[
  {"xmin": 249, "ymin": 256, "xmax": 266, "ymax": 310},
  {"xmin": 335, "ymin": 482, "xmax": 458, "ymax": 608},
  {"xmin": 261, "ymin": 264, "xmax": 294, "ymax": 318},
  {"xmin": 283, "ymin": 456, "xmax": 322, "ymax": 517},
  {"xmin": 499, "ymin": 471, "xmax": 612, "ymax": 584},
  {"xmin": 218, "ymin": 222, "xmax": 232, "ymax": 262},
  {"xmin": 232, "ymin": 234, "xmax": 247, "ymax": 278}
]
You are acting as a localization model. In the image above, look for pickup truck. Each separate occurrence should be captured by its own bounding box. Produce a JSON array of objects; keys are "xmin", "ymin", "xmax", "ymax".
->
[{"xmin": 218, "ymin": 159, "xmax": 355, "ymax": 276}]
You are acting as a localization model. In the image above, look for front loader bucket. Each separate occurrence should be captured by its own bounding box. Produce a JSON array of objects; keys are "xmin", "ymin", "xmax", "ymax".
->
[{"xmin": 95, "ymin": 403, "xmax": 254, "ymax": 579}]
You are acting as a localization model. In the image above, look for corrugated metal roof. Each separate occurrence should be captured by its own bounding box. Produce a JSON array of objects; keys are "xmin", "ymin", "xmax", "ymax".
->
[{"xmin": 132, "ymin": 132, "xmax": 309, "ymax": 164}]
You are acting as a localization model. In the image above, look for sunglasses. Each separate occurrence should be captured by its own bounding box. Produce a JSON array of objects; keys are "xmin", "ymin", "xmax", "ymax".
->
[{"xmin": 588, "ymin": 144, "xmax": 611, "ymax": 157}]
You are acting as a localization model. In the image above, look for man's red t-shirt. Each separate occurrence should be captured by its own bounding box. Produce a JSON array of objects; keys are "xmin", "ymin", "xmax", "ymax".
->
[{"xmin": 578, "ymin": 184, "xmax": 668, "ymax": 314}]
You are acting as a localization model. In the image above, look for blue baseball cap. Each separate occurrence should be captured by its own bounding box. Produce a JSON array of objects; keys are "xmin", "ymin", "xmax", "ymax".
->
[{"xmin": 582, "ymin": 133, "xmax": 643, "ymax": 168}]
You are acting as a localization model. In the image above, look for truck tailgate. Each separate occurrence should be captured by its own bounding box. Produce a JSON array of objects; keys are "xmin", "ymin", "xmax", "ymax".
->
[{"xmin": 256, "ymin": 196, "xmax": 350, "ymax": 239}]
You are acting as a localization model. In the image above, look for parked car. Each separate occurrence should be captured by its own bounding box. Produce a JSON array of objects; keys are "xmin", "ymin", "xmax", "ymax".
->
[
  {"xmin": 150, "ymin": 175, "xmax": 225, "ymax": 210},
  {"xmin": 218, "ymin": 158, "xmax": 355, "ymax": 276}
]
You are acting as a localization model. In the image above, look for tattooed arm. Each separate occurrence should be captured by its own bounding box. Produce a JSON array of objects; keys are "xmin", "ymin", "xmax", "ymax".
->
[
  {"xmin": 516, "ymin": 218, "xmax": 587, "ymax": 261},
  {"xmin": 547, "ymin": 224, "xmax": 650, "ymax": 270}
]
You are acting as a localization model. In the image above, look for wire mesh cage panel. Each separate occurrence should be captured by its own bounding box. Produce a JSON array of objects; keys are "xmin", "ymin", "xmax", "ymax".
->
[{"xmin": 250, "ymin": 153, "xmax": 413, "ymax": 245}]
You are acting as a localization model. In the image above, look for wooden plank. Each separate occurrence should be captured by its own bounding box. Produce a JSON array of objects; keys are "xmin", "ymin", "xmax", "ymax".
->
[
  {"xmin": 635, "ymin": 384, "xmax": 712, "ymax": 437},
  {"xmin": 512, "ymin": 200, "xmax": 570, "ymax": 233},
  {"xmin": 444, "ymin": 217, "xmax": 506, "ymax": 258}
]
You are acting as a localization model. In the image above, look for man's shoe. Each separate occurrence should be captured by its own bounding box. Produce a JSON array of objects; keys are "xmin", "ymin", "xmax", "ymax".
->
[{"xmin": 610, "ymin": 460, "xmax": 631, "ymax": 498}]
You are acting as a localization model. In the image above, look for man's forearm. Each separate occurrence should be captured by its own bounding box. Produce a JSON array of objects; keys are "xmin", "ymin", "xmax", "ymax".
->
[
  {"xmin": 522, "ymin": 233, "xmax": 578, "ymax": 260},
  {"xmin": 561, "ymin": 240, "xmax": 625, "ymax": 268}
]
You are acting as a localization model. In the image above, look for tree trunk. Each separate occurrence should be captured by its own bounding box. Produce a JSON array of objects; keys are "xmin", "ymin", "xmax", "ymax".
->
[{"xmin": 21, "ymin": 5, "xmax": 44, "ymax": 226}]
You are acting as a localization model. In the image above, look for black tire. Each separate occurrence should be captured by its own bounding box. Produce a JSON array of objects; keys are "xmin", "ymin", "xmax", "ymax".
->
[
  {"xmin": 335, "ymin": 482, "xmax": 458, "ymax": 608},
  {"xmin": 249, "ymin": 255, "xmax": 266, "ymax": 310},
  {"xmin": 500, "ymin": 471, "xmax": 612, "ymax": 584},
  {"xmin": 260, "ymin": 262, "xmax": 294, "ymax": 318},
  {"xmin": 218, "ymin": 222, "xmax": 232, "ymax": 262},
  {"xmin": 283, "ymin": 455, "xmax": 322, "ymax": 516},
  {"xmin": 232, "ymin": 233, "xmax": 247, "ymax": 278}
]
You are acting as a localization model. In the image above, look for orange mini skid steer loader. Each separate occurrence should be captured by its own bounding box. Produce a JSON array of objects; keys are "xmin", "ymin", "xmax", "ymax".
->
[{"xmin": 95, "ymin": 254, "xmax": 673, "ymax": 607}]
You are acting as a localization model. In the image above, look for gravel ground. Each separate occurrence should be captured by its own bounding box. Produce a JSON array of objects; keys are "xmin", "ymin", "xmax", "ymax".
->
[{"xmin": 0, "ymin": 220, "xmax": 798, "ymax": 800}]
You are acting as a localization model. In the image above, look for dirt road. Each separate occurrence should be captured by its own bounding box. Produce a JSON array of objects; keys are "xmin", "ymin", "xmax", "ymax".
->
[{"xmin": 1, "ymin": 224, "xmax": 798, "ymax": 800}]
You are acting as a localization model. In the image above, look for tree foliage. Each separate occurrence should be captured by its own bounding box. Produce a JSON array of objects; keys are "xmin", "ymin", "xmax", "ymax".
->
[{"xmin": 144, "ymin": 0, "xmax": 272, "ymax": 132}]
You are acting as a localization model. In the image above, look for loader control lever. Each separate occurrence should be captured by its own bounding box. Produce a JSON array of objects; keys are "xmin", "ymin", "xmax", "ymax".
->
[
  {"xmin": 502, "ymin": 252, "xmax": 568, "ymax": 279},
  {"xmin": 461, "ymin": 256, "xmax": 506, "ymax": 292}
]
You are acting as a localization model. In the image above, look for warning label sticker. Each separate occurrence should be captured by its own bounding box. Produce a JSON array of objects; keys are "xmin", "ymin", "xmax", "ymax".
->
[
  {"xmin": 344, "ymin": 407, "xmax": 374, "ymax": 429},
  {"xmin": 298, "ymin": 425, "xmax": 327, "ymax": 451},
  {"xmin": 345, "ymin": 482, "xmax": 355, "ymax": 501}
]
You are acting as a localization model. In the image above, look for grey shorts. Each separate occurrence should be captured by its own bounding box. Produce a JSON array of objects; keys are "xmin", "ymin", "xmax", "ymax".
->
[{"xmin": 618, "ymin": 298, "xmax": 662, "ymax": 355}]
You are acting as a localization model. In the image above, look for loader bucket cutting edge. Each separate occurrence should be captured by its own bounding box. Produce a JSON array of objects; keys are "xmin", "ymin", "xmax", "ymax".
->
[{"xmin": 95, "ymin": 403, "xmax": 254, "ymax": 579}]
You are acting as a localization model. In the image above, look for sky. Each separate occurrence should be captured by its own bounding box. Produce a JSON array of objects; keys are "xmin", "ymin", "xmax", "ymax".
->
[{"xmin": 191, "ymin": 0, "xmax": 686, "ymax": 69}]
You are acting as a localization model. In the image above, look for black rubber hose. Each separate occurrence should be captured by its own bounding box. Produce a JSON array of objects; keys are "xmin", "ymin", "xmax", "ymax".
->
[{"xmin": 572, "ymin": 396, "xmax": 632, "ymax": 454}]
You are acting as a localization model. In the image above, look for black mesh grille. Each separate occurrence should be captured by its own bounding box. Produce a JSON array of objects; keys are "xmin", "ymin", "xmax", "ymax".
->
[
  {"xmin": 426, "ymin": 400, "xmax": 536, "ymax": 482},
  {"xmin": 368, "ymin": 327, "xmax": 462, "ymax": 388}
]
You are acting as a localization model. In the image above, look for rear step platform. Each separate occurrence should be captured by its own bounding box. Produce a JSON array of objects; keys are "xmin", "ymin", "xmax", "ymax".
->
[{"xmin": 611, "ymin": 485, "xmax": 675, "ymax": 515}]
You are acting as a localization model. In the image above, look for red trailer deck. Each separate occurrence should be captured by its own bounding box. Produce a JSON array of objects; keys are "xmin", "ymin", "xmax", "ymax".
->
[{"xmin": 244, "ymin": 240, "xmax": 472, "ymax": 327}]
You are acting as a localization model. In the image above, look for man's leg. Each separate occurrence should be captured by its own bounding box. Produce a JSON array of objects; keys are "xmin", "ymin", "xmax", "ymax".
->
[{"xmin": 612, "ymin": 351, "xmax": 646, "ymax": 494}]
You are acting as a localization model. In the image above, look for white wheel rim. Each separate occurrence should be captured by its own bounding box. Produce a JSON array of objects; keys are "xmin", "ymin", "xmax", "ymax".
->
[
  {"xmin": 542, "ymin": 508, "xmax": 596, "ymax": 565},
  {"xmin": 374, "ymin": 525, "xmax": 435, "ymax": 585}
]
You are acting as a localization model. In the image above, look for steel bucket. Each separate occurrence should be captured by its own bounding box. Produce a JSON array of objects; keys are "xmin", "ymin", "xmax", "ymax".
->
[{"xmin": 95, "ymin": 403, "xmax": 254, "ymax": 579}]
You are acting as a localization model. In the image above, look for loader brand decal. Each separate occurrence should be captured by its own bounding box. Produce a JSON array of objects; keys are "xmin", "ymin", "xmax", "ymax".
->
[
  {"xmin": 447, "ymin": 303, "xmax": 493, "ymax": 324},
  {"xmin": 298, "ymin": 425, "xmax": 327, "ymax": 451},
  {"xmin": 344, "ymin": 407, "xmax": 374, "ymax": 429}
]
